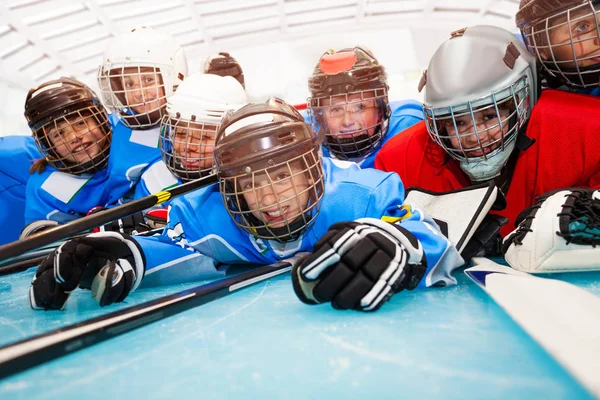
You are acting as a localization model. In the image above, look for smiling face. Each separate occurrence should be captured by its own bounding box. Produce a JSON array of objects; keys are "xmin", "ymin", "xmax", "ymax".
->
[
  {"xmin": 237, "ymin": 160, "xmax": 311, "ymax": 229},
  {"xmin": 172, "ymin": 122, "xmax": 217, "ymax": 171},
  {"xmin": 442, "ymin": 105, "xmax": 512, "ymax": 158},
  {"xmin": 45, "ymin": 110, "xmax": 108, "ymax": 165},
  {"xmin": 320, "ymin": 92, "xmax": 381, "ymax": 138},
  {"xmin": 119, "ymin": 67, "xmax": 166, "ymax": 114}
]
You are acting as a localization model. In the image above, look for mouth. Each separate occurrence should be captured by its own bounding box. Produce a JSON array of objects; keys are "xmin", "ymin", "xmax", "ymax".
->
[
  {"xmin": 72, "ymin": 142, "xmax": 94, "ymax": 154},
  {"xmin": 262, "ymin": 206, "xmax": 289, "ymax": 224},
  {"xmin": 466, "ymin": 143, "xmax": 498, "ymax": 158}
]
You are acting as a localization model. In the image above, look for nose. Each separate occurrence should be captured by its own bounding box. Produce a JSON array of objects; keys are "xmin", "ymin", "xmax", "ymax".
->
[
  {"xmin": 341, "ymin": 108, "xmax": 356, "ymax": 127},
  {"xmin": 256, "ymin": 183, "xmax": 277, "ymax": 208},
  {"xmin": 63, "ymin": 127, "xmax": 81, "ymax": 144}
]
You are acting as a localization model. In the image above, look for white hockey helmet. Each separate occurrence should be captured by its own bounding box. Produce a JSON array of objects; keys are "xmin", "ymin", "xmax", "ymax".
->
[
  {"xmin": 422, "ymin": 25, "xmax": 538, "ymax": 182},
  {"xmin": 97, "ymin": 26, "xmax": 188, "ymax": 129},
  {"xmin": 160, "ymin": 73, "xmax": 248, "ymax": 182}
]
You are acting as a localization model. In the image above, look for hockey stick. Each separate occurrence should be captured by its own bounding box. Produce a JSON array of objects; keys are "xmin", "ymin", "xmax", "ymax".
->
[
  {"xmin": 465, "ymin": 258, "xmax": 600, "ymax": 398},
  {"xmin": 0, "ymin": 173, "xmax": 217, "ymax": 264},
  {"xmin": 0, "ymin": 256, "xmax": 300, "ymax": 380},
  {"xmin": 0, "ymin": 227, "xmax": 166, "ymax": 276}
]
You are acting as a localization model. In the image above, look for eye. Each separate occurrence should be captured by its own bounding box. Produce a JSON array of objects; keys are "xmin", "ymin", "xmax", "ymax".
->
[
  {"xmin": 483, "ymin": 114, "xmax": 498, "ymax": 121},
  {"xmin": 573, "ymin": 21, "xmax": 591, "ymax": 33},
  {"xmin": 275, "ymin": 172, "xmax": 291, "ymax": 181},
  {"xmin": 124, "ymin": 80, "xmax": 134, "ymax": 89},
  {"xmin": 242, "ymin": 181, "xmax": 253, "ymax": 190},
  {"xmin": 329, "ymin": 106, "xmax": 344, "ymax": 114},
  {"xmin": 144, "ymin": 76, "xmax": 155, "ymax": 85}
]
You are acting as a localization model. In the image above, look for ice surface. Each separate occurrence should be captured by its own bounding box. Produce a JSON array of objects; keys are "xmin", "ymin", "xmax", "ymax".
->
[{"xmin": 0, "ymin": 266, "xmax": 598, "ymax": 399}]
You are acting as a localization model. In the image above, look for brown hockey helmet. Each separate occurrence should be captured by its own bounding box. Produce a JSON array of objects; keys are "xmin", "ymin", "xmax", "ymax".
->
[
  {"xmin": 517, "ymin": 0, "xmax": 600, "ymax": 88},
  {"xmin": 204, "ymin": 52, "xmax": 245, "ymax": 89},
  {"xmin": 307, "ymin": 47, "xmax": 391, "ymax": 160},
  {"xmin": 24, "ymin": 77, "xmax": 111, "ymax": 174},
  {"xmin": 214, "ymin": 97, "xmax": 324, "ymax": 242}
]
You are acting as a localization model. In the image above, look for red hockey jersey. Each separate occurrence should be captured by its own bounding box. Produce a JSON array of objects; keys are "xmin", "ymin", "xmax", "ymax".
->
[{"xmin": 375, "ymin": 89, "xmax": 600, "ymax": 237}]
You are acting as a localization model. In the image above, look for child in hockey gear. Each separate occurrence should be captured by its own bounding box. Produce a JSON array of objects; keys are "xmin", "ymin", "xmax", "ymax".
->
[
  {"xmin": 307, "ymin": 46, "xmax": 423, "ymax": 167},
  {"xmin": 503, "ymin": 188, "xmax": 600, "ymax": 273},
  {"xmin": 96, "ymin": 27, "xmax": 185, "ymax": 199},
  {"xmin": 517, "ymin": 0, "xmax": 600, "ymax": 92},
  {"xmin": 29, "ymin": 98, "xmax": 462, "ymax": 312},
  {"xmin": 23, "ymin": 78, "xmax": 142, "ymax": 226},
  {"xmin": 203, "ymin": 52, "xmax": 245, "ymax": 89},
  {"xmin": 375, "ymin": 25, "xmax": 600, "ymax": 238},
  {"xmin": 98, "ymin": 27, "xmax": 187, "ymax": 129},
  {"xmin": 0, "ymin": 136, "xmax": 42, "ymax": 244},
  {"xmin": 26, "ymin": 78, "xmax": 111, "ymax": 175},
  {"xmin": 158, "ymin": 72, "xmax": 247, "ymax": 184}
]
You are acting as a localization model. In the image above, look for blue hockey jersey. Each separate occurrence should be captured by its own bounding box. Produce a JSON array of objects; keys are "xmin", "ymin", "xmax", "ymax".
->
[
  {"xmin": 135, "ymin": 158, "xmax": 463, "ymax": 289},
  {"xmin": 0, "ymin": 135, "xmax": 42, "ymax": 244},
  {"xmin": 24, "ymin": 115, "xmax": 168, "ymax": 224}
]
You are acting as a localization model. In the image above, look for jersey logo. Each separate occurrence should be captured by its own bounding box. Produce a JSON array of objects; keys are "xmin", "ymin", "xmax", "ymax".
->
[{"xmin": 166, "ymin": 222, "xmax": 189, "ymax": 248}]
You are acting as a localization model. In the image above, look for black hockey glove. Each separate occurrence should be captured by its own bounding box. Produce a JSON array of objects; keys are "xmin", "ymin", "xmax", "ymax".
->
[
  {"xmin": 29, "ymin": 232, "xmax": 145, "ymax": 310},
  {"xmin": 292, "ymin": 218, "xmax": 427, "ymax": 312},
  {"xmin": 88, "ymin": 207, "xmax": 152, "ymax": 235},
  {"xmin": 460, "ymin": 214, "xmax": 508, "ymax": 260}
]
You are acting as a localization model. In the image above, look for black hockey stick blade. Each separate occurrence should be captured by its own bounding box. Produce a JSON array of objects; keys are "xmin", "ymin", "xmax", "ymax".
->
[
  {"xmin": 0, "ymin": 259, "xmax": 294, "ymax": 380},
  {"xmin": 0, "ymin": 174, "xmax": 217, "ymax": 263}
]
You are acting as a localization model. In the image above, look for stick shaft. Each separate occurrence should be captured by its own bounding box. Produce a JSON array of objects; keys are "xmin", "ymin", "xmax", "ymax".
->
[
  {"xmin": 0, "ymin": 174, "xmax": 217, "ymax": 263},
  {"xmin": 0, "ymin": 261, "xmax": 292, "ymax": 380}
]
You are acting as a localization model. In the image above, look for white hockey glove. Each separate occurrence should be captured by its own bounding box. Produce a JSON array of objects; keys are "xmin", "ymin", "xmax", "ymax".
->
[
  {"xmin": 29, "ymin": 232, "xmax": 145, "ymax": 310},
  {"xmin": 503, "ymin": 188, "xmax": 600, "ymax": 273},
  {"xmin": 292, "ymin": 218, "xmax": 427, "ymax": 312}
]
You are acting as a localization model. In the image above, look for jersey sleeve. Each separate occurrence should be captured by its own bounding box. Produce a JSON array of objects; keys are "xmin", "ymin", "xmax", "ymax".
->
[
  {"xmin": 132, "ymin": 159, "xmax": 181, "ymax": 200},
  {"xmin": 365, "ymin": 171, "xmax": 464, "ymax": 288},
  {"xmin": 135, "ymin": 197, "xmax": 223, "ymax": 288}
]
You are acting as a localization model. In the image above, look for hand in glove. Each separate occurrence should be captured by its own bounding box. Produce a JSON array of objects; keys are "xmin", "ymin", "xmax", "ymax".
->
[
  {"xmin": 292, "ymin": 218, "xmax": 427, "ymax": 312},
  {"xmin": 29, "ymin": 232, "xmax": 145, "ymax": 310}
]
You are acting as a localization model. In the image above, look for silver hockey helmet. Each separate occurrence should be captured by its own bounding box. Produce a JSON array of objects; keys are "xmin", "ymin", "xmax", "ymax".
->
[{"xmin": 422, "ymin": 25, "xmax": 538, "ymax": 182}]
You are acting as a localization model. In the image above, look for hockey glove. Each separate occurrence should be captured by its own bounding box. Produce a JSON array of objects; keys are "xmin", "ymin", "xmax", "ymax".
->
[
  {"xmin": 29, "ymin": 232, "xmax": 145, "ymax": 310},
  {"xmin": 292, "ymin": 218, "xmax": 427, "ymax": 312},
  {"xmin": 88, "ymin": 207, "xmax": 152, "ymax": 235},
  {"xmin": 503, "ymin": 188, "xmax": 600, "ymax": 273}
]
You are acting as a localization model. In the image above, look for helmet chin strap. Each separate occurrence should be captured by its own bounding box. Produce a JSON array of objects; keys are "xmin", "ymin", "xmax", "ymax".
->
[{"xmin": 459, "ymin": 140, "xmax": 517, "ymax": 182}]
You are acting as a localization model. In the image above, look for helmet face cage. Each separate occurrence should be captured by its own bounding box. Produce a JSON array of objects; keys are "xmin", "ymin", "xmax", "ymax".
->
[
  {"xmin": 98, "ymin": 63, "xmax": 169, "ymax": 129},
  {"xmin": 33, "ymin": 104, "xmax": 111, "ymax": 174},
  {"xmin": 521, "ymin": 1, "xmax": 600, "ymax": 88},
  {"xmin": 424, "ymin": 75, "xmax": 531, "ymax": 163},
  {"xmin": 160, "ymin": 114, "xmax": 217, "ymax": 182},
  {"xmin": 308, "ymin": 87, "xmax": 389, "ymax": 160},
  {"xmin": 219, "ymin": 147, "xmax": 324, "ymax": 243}
]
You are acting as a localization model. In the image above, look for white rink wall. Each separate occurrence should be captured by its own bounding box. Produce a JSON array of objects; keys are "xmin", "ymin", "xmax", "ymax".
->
[{"xmin": 0, "ymin": 0, "xmax": 520, "ymax": 137}]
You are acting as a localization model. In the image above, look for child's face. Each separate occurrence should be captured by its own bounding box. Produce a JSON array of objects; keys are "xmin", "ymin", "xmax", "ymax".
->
[
  {"xmin": 120, "ymin": 67, "xmax": 166, "ymax": 114},
  {"xmin": 443, "ymin": 107, "xmax": 511, "ymax": 158},
  {"xmin": 172, "ymin": 123, "xmax": 216, "ymax": 170},
  {"xmin": 320, "ymin": 92, "xmax": 381, "ymax": 138},
  {"xmin": 238, "ymin": 161, "xmax": 311, "ymax": 229},
  {"xmin": 544, "ymin": 5, "xmax": 600, "ymax": 68},
  {"xmin": 46, "ymin": 111, "xmax": 107, "ymax": 164}
]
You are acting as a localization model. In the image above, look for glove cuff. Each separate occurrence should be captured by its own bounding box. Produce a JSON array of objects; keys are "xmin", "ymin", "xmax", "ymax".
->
[{"xmin": 354, "ymin": 217, "xmax": 424, "ymax": 263}]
